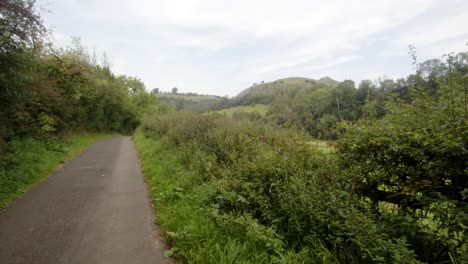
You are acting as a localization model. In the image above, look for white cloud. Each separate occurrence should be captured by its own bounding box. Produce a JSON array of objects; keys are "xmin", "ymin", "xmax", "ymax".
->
[
  {"xmin": 395, "ymin": 13, "xmax": 468, "ymax": 46},
  {"xmin": 42, "ymin": 0, "xmax": 465, "ymax": 96}
]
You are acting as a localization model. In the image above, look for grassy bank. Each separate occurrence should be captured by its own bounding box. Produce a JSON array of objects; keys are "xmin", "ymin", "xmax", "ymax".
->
[
  {"xmin": 134, "ymin": 131, "xmax": 336, "ymax": 263},
  {"xmin": 134, "ymin": 132, "xmax": 267, "ymax": 263},
  {"xmin": 0, "ymin": 133, "xmax": 118, "ymax": 207}
]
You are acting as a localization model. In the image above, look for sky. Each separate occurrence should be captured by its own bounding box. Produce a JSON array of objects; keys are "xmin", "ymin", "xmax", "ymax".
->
[{"xmin": 41, "ymin": 0, "xmax": 468, "ymax": 96}]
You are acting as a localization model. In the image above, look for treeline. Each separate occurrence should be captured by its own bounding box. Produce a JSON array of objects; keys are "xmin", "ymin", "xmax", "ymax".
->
[
  {"xmin": 157, "ymin": 94, "xmax": 224, "ymax": 112},
  {"xmin": 0, "ymin": 1, "xmax": 156, "ymax": 150},
  {"xmin": 153, "ymin": 88, "xmax": 224, "ymax": 98}
]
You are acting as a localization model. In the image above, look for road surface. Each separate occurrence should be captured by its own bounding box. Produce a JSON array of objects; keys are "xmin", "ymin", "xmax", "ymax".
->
[{"xmin": 0, "ymin": 136, "xmax": 171, "ymax": 264}]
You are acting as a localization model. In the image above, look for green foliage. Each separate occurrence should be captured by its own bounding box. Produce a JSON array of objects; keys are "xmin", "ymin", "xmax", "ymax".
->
[
  {"xmin": 0, "ymin": 1, "xmax": 153, "ymax": 207},
  {"xmin": 138, "ymin": 112, "xmax": 421, "ymax": 263},
  {"xmin": 337, "ymin": 52, "xmax": 468, "ymax": 262},
  {"xmin": 134, "ymin": 133, "xmax": 278, "ymax": 263},
  {"xmin": 0, "ymin": 2, "xmax": 157, "ymax": 143},
  {"xmin": 0, "ymin": 133, "xmax": 117, "ymax": 207},
  {"xmin": 209, "ymin": 77, "xmax": 339, "ymax": 113},
  {"xmin": 214, "ymin": 54, "xmax": 465, "ymax": 142},
  {"xmin": 220, "ymin": 76, "xmax": 362, "ymax": 139},
  {"xmin": 213, "ymin": 104, "xmax": 269, "ymax": 117},
  {"xmin": 157, "ymin": 93, "xmax": 224, "ymax": 112},
  {"xmin": 0, "ymin": 41, "xmax": 154, "ymax": 139},
  {"xmin": 0, "ymin": 0, "xmax": 45, "ymax": 53},
  {"xmin": 137, "ymin": 48, "xmax": 466, "ymax": 263},
  {"xmin": 316, "ymin": 114, "xmax": 338, "ymax": 140}
]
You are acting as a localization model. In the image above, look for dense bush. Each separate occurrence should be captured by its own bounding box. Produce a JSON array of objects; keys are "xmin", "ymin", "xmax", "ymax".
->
[
  {"xmin": 337, "ymin": 53, "xmax": 468, "ymax": 262},
  {"xmin": 140, "ymin": 112, "xmax": 422, "ymax": 263},
  {"xmin": 0, "ymin": 42, "xmax": 155, "ymax": 139}
]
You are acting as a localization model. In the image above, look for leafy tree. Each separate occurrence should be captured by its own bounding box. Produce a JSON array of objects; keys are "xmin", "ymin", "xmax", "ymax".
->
[
  {"xmin": 0, "ymin": 0, "xmax": 45, "ymax": 53},
  {"xmin": 337, "ymin": 51, "xmax": 468, "ymax": 262},
  {"xmin": 393, "ymin": 78, "xmax": 411, "ymax": 103},
  {"xmin": 267, "ymin": 95, "xmax": 297, "ymax": 127},
  {"xmin": 316, "ymin": 114, "xmax": 338, "ymax": 140},
  {"xmin": 0, "ymin": 1, "xmax": 46, "ymax": 140},
  {"xmin": 332, "ymin": 80, "xmax": 358, "ymax": 121},
  {"xmin": 121, "ymin": 76, "xmax": 145, "ymax": 93},
  {"xmin": 418, "ymin": 58, "xmax": 447, "ymax": 96},
  {"xmin": 356, "ymin": 80, "xmax": 377, "ymax": 104}
]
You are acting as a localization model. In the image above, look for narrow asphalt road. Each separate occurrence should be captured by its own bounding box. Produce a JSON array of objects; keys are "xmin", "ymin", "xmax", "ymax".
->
[{"xmin": 0, "ymin": 136, "xmax": 170, "ymax": 264}]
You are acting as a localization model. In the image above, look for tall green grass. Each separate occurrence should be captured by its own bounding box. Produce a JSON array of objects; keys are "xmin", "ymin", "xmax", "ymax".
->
[
  {"xmin": 134, "ymin": 132, "xmax": 336, "ymax": 263},
  {"xmin": 0, "ymin": 133, "xmax": 117, "ymax": 207}
]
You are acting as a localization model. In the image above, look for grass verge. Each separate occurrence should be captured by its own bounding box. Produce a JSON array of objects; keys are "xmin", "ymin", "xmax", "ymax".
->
[
  {"xmin": 133, "ymin": 131, "xmax": 336, "ymax": 264},
  {"xmin": 0, "ymin": 133, "xmax": 118, "ymax": 208}
]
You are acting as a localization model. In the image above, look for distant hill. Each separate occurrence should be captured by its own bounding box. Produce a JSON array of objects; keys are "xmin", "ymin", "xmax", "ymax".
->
[
  {"xmin": 157, "ymin": 93, "xmax": 224, "ymax": 112},
  {"xmin": 318, "ymin": 76, "xmax": 339, "ymax": 86},
  {"xmin": 230, "ymin": 77, "xmax": 339, "ymax": 107},
  {"xmin": 158, "ymin": 76, "xmax": 339, "ymax": 113}
]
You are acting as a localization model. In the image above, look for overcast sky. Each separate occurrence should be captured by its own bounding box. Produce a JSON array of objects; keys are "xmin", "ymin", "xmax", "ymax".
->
[{"xmin": 42, "ymin": 0, "xmax": 468, "ymax": 96}]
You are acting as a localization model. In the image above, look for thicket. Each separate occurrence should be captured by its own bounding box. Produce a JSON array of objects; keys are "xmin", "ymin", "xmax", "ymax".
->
[
  {"xmin": 338, "ymin": 51, "xmax": 468, "ymax": 262},
  {"xmin": 139, "ymin": 112, "xmax": 413, "ymax": 263}
]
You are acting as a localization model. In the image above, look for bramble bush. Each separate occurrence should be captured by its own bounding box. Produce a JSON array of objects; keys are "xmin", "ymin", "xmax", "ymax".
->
[{"xmin": 140, "ymin": 112, "xmax": 419, "ymax": 263}]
